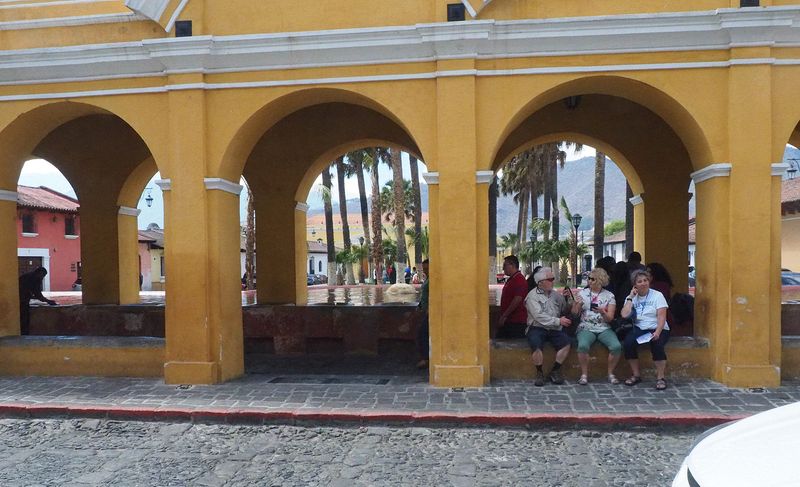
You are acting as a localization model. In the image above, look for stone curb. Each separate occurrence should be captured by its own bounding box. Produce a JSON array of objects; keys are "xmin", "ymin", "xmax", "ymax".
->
[{"xmin": 0, "ymin": 403, "xmax": 748, "ymax": 428}]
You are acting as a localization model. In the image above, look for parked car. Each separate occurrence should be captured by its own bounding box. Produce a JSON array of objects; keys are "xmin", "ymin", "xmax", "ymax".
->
[
  {"xmin": 307, "ymin": 274, "xmax": 315, "ymax": 285},
  {"xmin": 496, "ymin": 273, "xmax": 506, "ymax": 284},
  {"xmin": 71, "ymin": 278, "xmax": 82, "ymax": 291},
  {"xmin": 313, "ymin": 274, "xmax": 328, "ymax": 285},
  {"xmin": 781, "ymin": 271, "xmax": 800, "ymax": 286},
  {"xmin": 672, "ymin": 401, "xmax": 799, "ymax": 486},
  {"xmin": 688, "ymin": 267, "xmax": 695, "ymax": 287}
]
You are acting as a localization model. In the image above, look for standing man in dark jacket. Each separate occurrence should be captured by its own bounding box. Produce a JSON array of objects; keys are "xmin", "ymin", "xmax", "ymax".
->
[{"xmin": 18, "ymin": 267, "xmax": 56, "ymax": 335}]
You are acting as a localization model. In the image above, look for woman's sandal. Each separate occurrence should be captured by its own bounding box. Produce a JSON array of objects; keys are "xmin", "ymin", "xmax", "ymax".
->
[
  {"xmin": 578, "ymin": 375, "xmax": 588, "ymax": 386},
  {"xmin": 608, "ymin": 374, "xmax": 620, "ymax": 385},
  {"xmin": 624, "ymin": 376, "xmax": 642, "ymax": 386},
  {"xmin": 655, "ymin": 378, "xmax": 668, "ymax": 391}
]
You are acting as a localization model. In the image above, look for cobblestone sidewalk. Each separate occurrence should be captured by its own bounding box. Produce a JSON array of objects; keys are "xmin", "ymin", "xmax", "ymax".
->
[{"xmin": 0, "ymin": 374, "xmax": 797, "ymax": 426}]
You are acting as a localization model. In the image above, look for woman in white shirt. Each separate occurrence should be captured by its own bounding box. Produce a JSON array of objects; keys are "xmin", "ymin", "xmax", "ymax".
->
[
  {"xmin": 574, "ymin": 268, "xmax": 622, "ymax": 385},
  {"xmin": 620, "ymin": 269, "xmax": 671, "ymax": 390}
]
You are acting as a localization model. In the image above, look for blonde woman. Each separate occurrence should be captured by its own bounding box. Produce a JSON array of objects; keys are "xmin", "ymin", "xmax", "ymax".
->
[{"xmin": 574, "ymin": 268, "xmax": 622, "ymax": 385}]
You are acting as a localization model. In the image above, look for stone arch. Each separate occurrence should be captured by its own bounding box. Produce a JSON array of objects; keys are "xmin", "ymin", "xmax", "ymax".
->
[
  {"xmin": 220, "ymin": 87, "xmax": 426, "ymax": 184},
  {"xmin": 489, "ymin": 75, "xmax": 714, "ymax": 173}
]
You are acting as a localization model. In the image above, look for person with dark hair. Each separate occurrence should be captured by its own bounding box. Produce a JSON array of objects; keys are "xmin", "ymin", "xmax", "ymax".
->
[
  {"xmin": 18, "ymin": 267, "xmax": 57, "ymax": 335},
  {"xmin": 527, "ymin": 265, "xmax": 543, "ymax": 292},
  {"xmin": 416, "ymin": 259, "xmax": 430, "ymax": 369},
  {"xmin": 596, "ymin": 256, "xmax": 616, "ymax": 289},
  {"xmin": 627, "ymin": 252, "xmax": 645, "ymax": 273},
  {"xmin": 497, "ymin": 255, "xmax": 528, "ymax": 339},
  {"xmin": 610, "ymin": 261, "xmax": 632, "ymax": 304},
  {"xmin": 646, "ymin": 262, "xmax": 674, "ymax": 302}
]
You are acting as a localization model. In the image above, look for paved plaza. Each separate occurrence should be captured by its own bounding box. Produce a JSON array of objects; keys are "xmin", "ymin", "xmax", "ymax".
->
[{"xmin": 0, "ymin": 374, "xmax": 797, "ymax": 424}]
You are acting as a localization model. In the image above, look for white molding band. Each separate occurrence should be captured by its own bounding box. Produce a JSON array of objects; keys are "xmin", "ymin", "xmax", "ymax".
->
[
  {"xmin": 422, "ymin": 172, "xmax": 440, "ymax": 185},
  {"xmin": 123, "ymin": 0, "xmax": 170, "ymax": 23},
  {"xmin": 295, "ymin": 202, "xmax": 310, "ymax": 213},
  {"xmin": 118, "ymin": 206, "xmax": 141, "ymax": 217},
  {"xmin": 690, "ymin": 163, "xmax": 732, "ymax": 184},
  {"xmin": 629, "ymin": 194, "xmax": 644, "ymax": 206},
  {"xmin": 772, "ymin": 162, "xmax": 790, "ymax": 177},
  {"xmin": 476, "ymin": 170, "xmax": 495, "ymax": 184},
  {"xmin": 3, "ymin": 8, "xmax": 800, "ymax": 87},
  {"xmin": 154, "ymin": 179, "xmax": 171, "ymax": 191},
  {"xmin": 0, "ymin": 189, "xmax": 17, "ymax": 202},
  {"xmin": 204, "ymin": 177, "xmax": 243, "ymax": 195}
]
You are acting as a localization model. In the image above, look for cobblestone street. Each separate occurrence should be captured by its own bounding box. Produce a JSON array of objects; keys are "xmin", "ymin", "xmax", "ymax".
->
[{"xmin": 0, "ymin": 418, "xmax": 696, "ymax": 486}]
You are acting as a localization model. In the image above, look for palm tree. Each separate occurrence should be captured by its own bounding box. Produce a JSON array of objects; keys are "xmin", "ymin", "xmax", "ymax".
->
[
  {"xmin": 244, "ymin": 180, "xmax": 255, "ymax": 290},
  {"xmin": 593, "ymin": 151, "xmax": 606, "ymax": 263},
  {"xmin": 345, "ymin": 149, "xmax": 372, "ymax": 283},
  {"xmin": 625, "ymin": 182, "xmax": 634, "ymax": 256},
  {"xmin": 542, "ymin": 142, "xmax": 581, "ymax": 240},
  {"xmin": 409, "ymin": 155, "xmax": 424, "ymax": 269},
  {"xmin": 321, "ymin": 167, "xmax": 337, "ymax": 281},
  {"xmin": 335, "ymin": 156, "xmax": 356, "ymax": 285},
  {"xmin": 369, "ymin": 148, "xmax": 388, "ymax": 284},
  {"xmin": 389, "ymin": 147, "xmax": 408, "ymax": 274},
  {"xmin": 379, "ymin": 180, "xmax": 415, "ymax": 224}
]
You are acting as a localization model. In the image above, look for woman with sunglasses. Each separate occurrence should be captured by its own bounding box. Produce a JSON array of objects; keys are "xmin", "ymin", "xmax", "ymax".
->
[
  {"xmin": 574, "ymin": 267, "xmax": 622, "ymax": 385},
  {"xmin": 620, "ymin": 269, "xmax": 671, "ymax": 390}
]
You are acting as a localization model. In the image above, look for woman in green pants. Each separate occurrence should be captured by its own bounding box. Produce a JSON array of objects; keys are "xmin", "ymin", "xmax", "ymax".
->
[{"xmin": 574, "ymin": 268, "xmax": 622, "ymax": 385}]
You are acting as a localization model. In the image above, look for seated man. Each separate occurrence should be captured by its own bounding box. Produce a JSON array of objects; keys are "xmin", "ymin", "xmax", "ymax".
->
[{"xmin": 524, "ymin": 267, "xmax": 574, "ymax": 386}]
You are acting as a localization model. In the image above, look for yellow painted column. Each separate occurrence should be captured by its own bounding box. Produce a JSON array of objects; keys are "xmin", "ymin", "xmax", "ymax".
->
[
  {"xmin": 629, "ymin": 193, "xmax": 646, "ymax": 258},
  {"xmin": 428, "ymin": 60, "xmax": 490, "ymax": 387},
  {"xmin": 162, "ymin": 83, "xmax": 244, "ymax": 384},
  {"xmin": 79, "ymin": 200, "xmax": 121, "ymax": 305},
  {"xmin": 254, "ymin": 193, "xmax": 307, "ymax": 305},
  {"xmin": 701, "ymin": 57, "xmax": 781, "ymax": 387},
  {"xmin": 117, "ymin": 206, "xmax": 141, "ymax": 305},
  {"xmin": 637, "ymin": 182, "xmax": 691, "ymax": 293},
  {"xmin": 0, "ymin": 192, "xmax": 20, "ymax": 336}
]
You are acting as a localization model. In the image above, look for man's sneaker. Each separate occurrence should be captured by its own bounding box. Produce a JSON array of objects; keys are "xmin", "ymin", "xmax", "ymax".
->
[
  {"xmin": 534, "ymin": 369, "xmax": 545, "ymax": 387},
  {"xmin": 549, "ymin": 367, "xmax": 565, "ymax": 385}
]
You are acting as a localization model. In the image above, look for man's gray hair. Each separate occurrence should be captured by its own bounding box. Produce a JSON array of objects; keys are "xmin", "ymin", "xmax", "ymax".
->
[{"xmin": 534, "ymin": 267, "xmax": 554, "ymax": 284}]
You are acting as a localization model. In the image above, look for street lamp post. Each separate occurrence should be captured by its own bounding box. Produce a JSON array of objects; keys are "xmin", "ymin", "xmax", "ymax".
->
[
  {"xmin": 571, "ymin": 213, "xmax": 582, "ymax": 287},
  {"xmin": 787, "ymin": 159, "xmax": 800, "ymax": 179}
]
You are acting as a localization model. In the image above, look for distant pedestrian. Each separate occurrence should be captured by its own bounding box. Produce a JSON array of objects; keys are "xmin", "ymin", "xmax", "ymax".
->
[
  {"xmin": 18, "ymin": 267, "xmax": 57, "ymax": 335},
  {"xmin": 387, "ymin": 264, "xmax": 396, "ymax": 284},
  {"xmin": 411, "ymin": 267, "xmax": 420, "ymax": 284},
  {"xmin": 497, "ymin": 255, "xmax": 528, "ymax": 339},
  {"xmin": 416, "ymin": 259, "xmax": 430, "ymax": 369},
  {"xmin": 404, "ymin": 266, "xmax": 412, "ymax": 284}
]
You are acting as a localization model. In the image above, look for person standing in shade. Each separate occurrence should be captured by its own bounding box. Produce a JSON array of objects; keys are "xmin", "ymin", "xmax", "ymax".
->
[
  {"xmin": 416, "ymin": 259, "xmax": 430, "ymax": 369},
  {"xmin": 18, "ymin": 267, "xmax": 57, "ymax": 335},
  {"xmin": 627, "ymin": 252, "xmax": 646, "ymax": 274},
  {"xmin": 496, "ymin": 255, "xmax": 528, "ymax": 339},
  {"xmin": 524, "ymin": 267, "xmax": 575, "ymax": 386}
]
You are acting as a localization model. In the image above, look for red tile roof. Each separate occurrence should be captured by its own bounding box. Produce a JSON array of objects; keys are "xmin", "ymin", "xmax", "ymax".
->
[
  {"xmin": 17, "ymin": 185, "xmax": 78, "ymax": 213},
  {"xmin": 782, "ymin": 178, "xmax": 800, "ymax": 215}
]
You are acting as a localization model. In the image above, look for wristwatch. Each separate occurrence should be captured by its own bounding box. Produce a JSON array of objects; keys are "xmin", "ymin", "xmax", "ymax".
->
[{"xmin": 625, "ymin": 297, "xmax": 633, "ymax": 302}]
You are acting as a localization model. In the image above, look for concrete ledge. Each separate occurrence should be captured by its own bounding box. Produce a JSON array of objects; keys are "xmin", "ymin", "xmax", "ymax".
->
[
  {"xmin": 0, "ymin": 336, "xmax": 164, "ymax": 378},
  {"xmin": 491, "ymin": 336, "xmax": 713, "ymax": 381},
  {"xmin": 0, "ymin": 403, "xmax": 748, "ymax": 429}
]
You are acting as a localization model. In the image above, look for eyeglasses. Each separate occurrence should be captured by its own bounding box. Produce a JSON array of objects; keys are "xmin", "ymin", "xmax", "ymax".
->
[
  {"xmin": 588, "ymin": 277, "xmax": 596, "ymax": 281},
  {"xmin": 539, "ymin": 277, "xmax": 555, "ymax": 283}
]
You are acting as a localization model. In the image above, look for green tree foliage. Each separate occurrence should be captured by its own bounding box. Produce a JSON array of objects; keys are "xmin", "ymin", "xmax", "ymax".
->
[{"xmin": 604, "ymin": 219, "xmax": 625, "ymax": 236}]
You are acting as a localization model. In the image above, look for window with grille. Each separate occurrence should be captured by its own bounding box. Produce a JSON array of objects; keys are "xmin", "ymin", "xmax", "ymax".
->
[{"xmin": 65, "ymin": 215, "xmax": 76, "ymax": 236}]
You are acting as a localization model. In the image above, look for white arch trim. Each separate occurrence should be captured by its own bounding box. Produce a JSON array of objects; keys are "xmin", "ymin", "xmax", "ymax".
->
[
  {"xmin": 691, "ymin": 163, "xmax": 732, "ymax": 184},
  {"xmin": 772, "ymin": 163, "xmax": 790, "ymax": 177},
  {"xmin": 118, "ymin": 206, "xmax": 141, "ymax": 217},
  {"xmin": 154, "ymin": 179, "xmax": 171, "ymax": 191},
  {"xmin": 0, "ymin": 189, "xmax": 17, "ymax": 202},
  {"xmin": 204, "ymin": 178, "xmax": 243, "ymax": 195},
  {"xmin": 422, "ymin": 172, "xmax": 439, "ymax": 185},
  {"xmin": 296, "ymin": 202, "xmax": 310, "ymax": 213},
  {"xmin": 629, "ymin": 194, "xmax": 644, "ymax": 206}
]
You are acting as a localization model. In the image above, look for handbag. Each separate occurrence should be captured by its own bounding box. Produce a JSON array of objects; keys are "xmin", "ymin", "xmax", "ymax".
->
[
  {"xmin": 612, "ymin": 306, "xmax": 635, "ymax": 339},
  {"xmin": 563, "ymin": 287, "xmax": 580, "ymax": 337}
]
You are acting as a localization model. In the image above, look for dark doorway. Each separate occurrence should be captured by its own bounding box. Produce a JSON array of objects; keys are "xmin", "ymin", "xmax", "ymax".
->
[{"xmin": 18, "ymin": 257, "xmax": 43, "ymax": 276}]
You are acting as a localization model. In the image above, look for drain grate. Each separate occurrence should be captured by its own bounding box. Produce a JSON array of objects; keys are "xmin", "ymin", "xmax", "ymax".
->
[{"xmin": 267, "ymin": 377, "xmax": 391, "ymax": 385}]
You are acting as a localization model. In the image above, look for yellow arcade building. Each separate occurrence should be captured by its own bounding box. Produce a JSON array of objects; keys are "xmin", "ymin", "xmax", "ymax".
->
[{"xmin": 0, "ymin": 0, "xmax": 797, "ymax": 388}]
